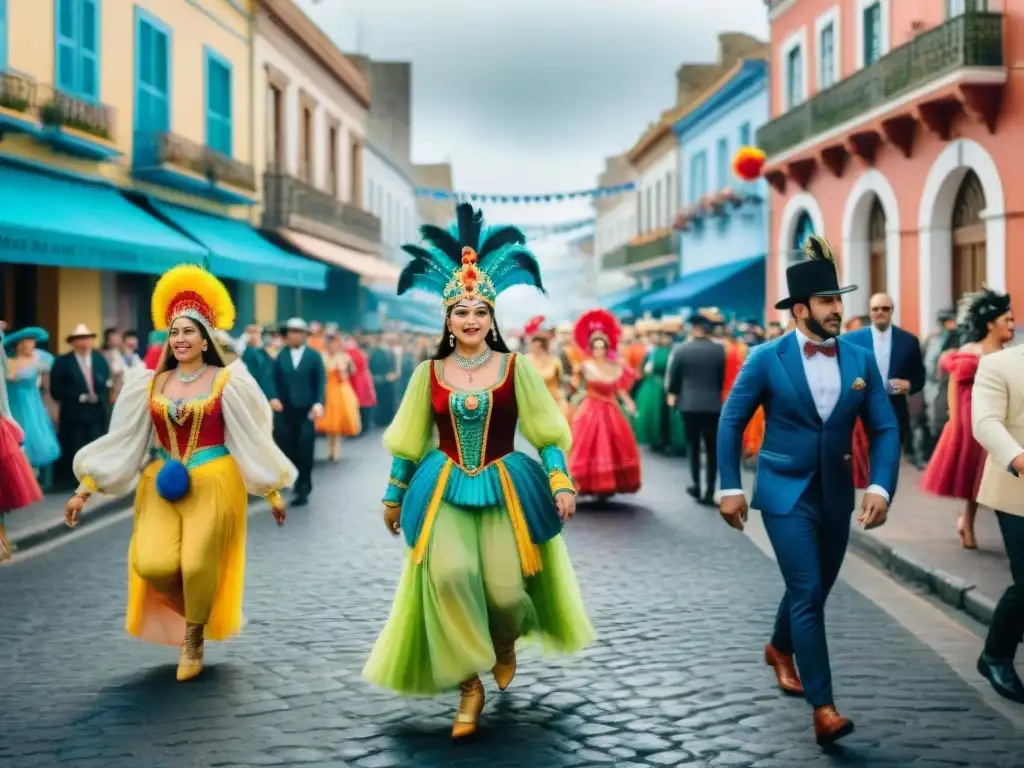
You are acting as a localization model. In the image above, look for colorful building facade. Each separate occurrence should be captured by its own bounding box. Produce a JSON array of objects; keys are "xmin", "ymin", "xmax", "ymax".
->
[{"xmin": 759, "ymin": 0, "xmax": 1016, "ymax": 334}]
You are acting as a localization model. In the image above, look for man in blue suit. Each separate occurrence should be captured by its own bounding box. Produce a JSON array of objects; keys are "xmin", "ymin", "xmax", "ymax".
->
[
  {"xmin": 717, "ymin": 235, "xmax": 900, "ymax": 746},
  {"xmin": 843, "ymin": 292, "xmax": 926, "ymax": 449}
]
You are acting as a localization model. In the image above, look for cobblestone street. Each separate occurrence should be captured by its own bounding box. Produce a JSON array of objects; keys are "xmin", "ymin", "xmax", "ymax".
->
[{"xmin": 1, "ymin": 436, "xmax": 1022, "ymax": 767}]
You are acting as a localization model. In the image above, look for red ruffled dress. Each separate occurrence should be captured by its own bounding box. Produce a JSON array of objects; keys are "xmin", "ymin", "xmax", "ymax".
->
[
  {"xmin": 569, "ymin": 363, "xmax": 641, "ymax": 496},
  {"xmin": 0, "ymin": 415, "xmax": 43, "ymax": 512},
  {"xmin": 921, "ymin": 351, "xmax": 986, "ymax": 500},
  {"xmin": 345, "ymin": 342, "xmax": 377, "ymax": 409}
]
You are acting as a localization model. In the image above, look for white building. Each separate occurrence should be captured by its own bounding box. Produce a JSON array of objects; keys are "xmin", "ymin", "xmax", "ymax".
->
[
  {"xmin": 593, "ymin": 155, "xmax": 639, "ymax": 298},
  {"xmin": 364, "ymin": 145, "xmax": 419, "ymax": 263}
]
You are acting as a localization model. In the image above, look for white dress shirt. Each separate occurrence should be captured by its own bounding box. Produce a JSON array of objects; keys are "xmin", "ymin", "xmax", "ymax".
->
[
  {"xmin": 720, "ymin": 329, "xmax": 889, "ymax": 502},
  {"xmin": 289, "ymin": 345, "xmax": 306, "ymax": 368},
  {"xmin": 870, "ymin": 324, "xmax": 892, "ymax": 381}
]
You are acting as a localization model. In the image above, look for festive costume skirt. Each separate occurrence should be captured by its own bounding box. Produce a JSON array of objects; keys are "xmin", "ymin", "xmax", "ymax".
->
[
  {"xmin": 921, "ymin": 418, "xmax": 986, "ymax": 501},
  {"xmin": 317, "ymin": 376, "xmax": 362, "ymax": 437},
  {"xmin": 8, "ymin": 381, "xmax": 61, "ymax": 469},
  {"xmin": 569, "ymin": 396, "xmax": 642, "ymax": 496},
  {"xmin": 125, "ymin": 454, "xmax": 248, "ymax": 645},
  {"xmin": 362, "ymin": 501, "xmax": 594, "ymax": 696},
  {"xmin": 633, "ymin": 377, "xmax": 686, "ymax": 450},
  {"xmin": 0, "ymin": 416, "xmax": 43, "ymax": 512}
]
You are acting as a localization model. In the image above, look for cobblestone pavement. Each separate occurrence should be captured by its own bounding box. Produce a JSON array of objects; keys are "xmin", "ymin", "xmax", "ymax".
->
[{"xmin": 2, "ymin": 435, "xmax": 1022, "ymax": 767}]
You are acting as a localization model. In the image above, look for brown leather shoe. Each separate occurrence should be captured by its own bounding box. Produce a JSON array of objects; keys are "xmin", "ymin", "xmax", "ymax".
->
[
  {"xmin": 813, "ymin": 705, "xmax": 854, "ymax": 745},
  {"xmin": 764, "ymin": 643, "xmax": 804, "ymax": 696}
]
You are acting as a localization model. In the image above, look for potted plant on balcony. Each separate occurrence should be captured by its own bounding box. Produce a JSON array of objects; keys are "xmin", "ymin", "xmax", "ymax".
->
[
  {"xmin": 0, "ymin": 77, "xmax": 30, "ymax": 114},
  {"xmin": 39, "ymin": 97, "xmax": 111, "ymax": 141}
]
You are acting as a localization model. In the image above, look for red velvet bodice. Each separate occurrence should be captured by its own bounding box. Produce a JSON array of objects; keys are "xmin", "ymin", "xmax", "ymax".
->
[{"xmin": 149, "ymin": 381, "xmax": 227, "ymax": 460}]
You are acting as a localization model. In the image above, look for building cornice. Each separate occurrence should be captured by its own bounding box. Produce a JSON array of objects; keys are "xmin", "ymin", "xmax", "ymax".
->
[{"xmin": 259, "ymin": 0, "xmax": 371, "ymax": 108}]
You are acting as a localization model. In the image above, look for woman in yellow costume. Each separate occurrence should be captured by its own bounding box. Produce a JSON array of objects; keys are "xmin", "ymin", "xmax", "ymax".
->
[
  {"xmin": 363, "ymin": 203, "xmax": 595, "ymax": 740},
  {"xmin": 316, "ymin": 332, "xmax": 362, "ymax": 458},
  {"xmin": 63, "ymin": 265, "xmax": 297, "ymax": 682},
  {"xmin": 522, "ymin": 314, "xmax": 571, "ymax": 421}
]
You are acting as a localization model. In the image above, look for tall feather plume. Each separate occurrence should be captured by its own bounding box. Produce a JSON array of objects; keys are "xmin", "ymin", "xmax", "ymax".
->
[
  {"xmin": 455, "ymin": 203, "xmax": 483, "ymax": 251},
  {"xmin": 803, "ymin": 234, "xmax": 836, "ymax": 263},
  {"xmin": 478, "ymin": 225, "xmax": 526, "ymax": 259},
  {"xmin": 484, "ymin": 246, "xmax": 546, "ymax": 294},
  {"xmin": 398, "ymin": 244, "xmax": 452, "ymax": 296},
  {"xmin": 419, "ymin": 224, "xmax": 463, "ymax": 263}
]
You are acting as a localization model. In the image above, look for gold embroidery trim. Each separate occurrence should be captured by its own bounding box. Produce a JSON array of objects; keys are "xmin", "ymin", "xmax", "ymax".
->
[
  {"xmin": 496, "ymin": 460, "xmax": 542, "ymax": 577},
  {"xmin": 411, "ymin": 460, "xmax": 454, "ymax": 565}
]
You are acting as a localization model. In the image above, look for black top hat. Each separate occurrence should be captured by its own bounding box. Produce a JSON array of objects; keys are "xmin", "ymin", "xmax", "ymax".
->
[{"xmin": 775, "ymin": 235, "xmax": 857, "ymax": 310}]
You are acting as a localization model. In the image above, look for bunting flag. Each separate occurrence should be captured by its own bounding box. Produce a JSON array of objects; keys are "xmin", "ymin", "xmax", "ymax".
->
[
  {"xmin": 413, "ymin": 183, "xmax": 636, "ymax": 204},
  {"xmin": 519, "ymin": 217, "xmax": 595, "ymax": 238}
]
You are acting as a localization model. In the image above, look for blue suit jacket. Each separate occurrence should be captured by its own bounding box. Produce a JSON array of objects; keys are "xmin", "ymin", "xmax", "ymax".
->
[{"xmin": 717, "ymin": 332, "xmax": 901, "ymax": 516}]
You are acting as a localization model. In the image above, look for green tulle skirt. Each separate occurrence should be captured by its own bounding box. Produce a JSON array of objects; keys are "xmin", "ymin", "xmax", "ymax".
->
[
  {"xmin": 633, "ymin": 377, "xmax": 686, "ymax": 450},
  {"xmin": 362, "ymin": 501, "xmax": 595, "ymax": 696}
]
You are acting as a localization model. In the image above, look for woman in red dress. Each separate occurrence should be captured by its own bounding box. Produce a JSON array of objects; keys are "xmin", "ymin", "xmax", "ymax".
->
[
  {"xmin": 344, "ymin": 334, "xmax": 376, "ymax": 429},
  {"xmin": 568, "ymin": 309, "xmax": 641, "ymax": 500},
  {"xmin": 0, "ymin": 327, "xmax": 44, "ymax": 561},
  {"xmin": 922, "ymin": 289, "xmax": 1015, "ymax": 549}
]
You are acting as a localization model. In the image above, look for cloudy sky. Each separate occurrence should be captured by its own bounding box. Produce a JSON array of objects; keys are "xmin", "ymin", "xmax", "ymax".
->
[{"xmin": 299, "ymin": 0, "xmax": 769, "ymax": 323}]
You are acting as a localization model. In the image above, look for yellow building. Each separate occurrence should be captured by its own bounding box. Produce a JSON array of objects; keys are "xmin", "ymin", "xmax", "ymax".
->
[{"xmin": 0, "ymin": 0, "xmax": 325, "ymax": 351}]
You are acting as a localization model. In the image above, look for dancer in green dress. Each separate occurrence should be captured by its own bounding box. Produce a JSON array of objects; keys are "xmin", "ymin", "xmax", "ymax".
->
[
  {"xmin": 633, "ymin": 319, "xmax": 686, "ymax": 454},
  {"xmin": 363, "ymin": 203, "xmax": 595, "ymax": 741}
]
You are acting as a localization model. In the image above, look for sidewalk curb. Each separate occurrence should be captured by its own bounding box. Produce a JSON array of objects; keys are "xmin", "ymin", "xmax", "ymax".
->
[
  {"xmin": 848, "ymin": 528, "xmax": 997, "ymax": 626},
  {"xmin": 10, "ymin": 494, "xmax": 134, "ymax": 553}
]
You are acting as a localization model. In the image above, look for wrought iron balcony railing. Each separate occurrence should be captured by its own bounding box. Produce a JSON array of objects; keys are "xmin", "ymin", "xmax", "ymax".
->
[
  {"xmin": 37, "ymin": 85, "xmax": 114, "ymax": 141},
  {"xmin": 0, "ymin": 70, "xmax": 35, "ymax": 114},
  {"xmin": 262, "ymin": 171, "xmax": 382, "ymax": 245},
  {"xmin": 757, "ymin": 12, "xmax": 1004, "ymax": 158},
  {"xmin": 134, "ymin": 131, "xmax": 257, "ymax": 191},
  {"xmin": 625, "ymin": 231, "xmax": 677, "ymax": 267}
]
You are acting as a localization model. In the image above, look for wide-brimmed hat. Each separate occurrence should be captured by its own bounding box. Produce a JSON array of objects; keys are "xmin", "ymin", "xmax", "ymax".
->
[
  {"xmin": 281, "ymin": 317, "xmax": 310, "ymax": 334},
  {"xmin": 66, "ymin": 323, "xmax": 96, "ymax": 342},
  {"xmin": 3, "ymin": 326, "xmax": 49, "ymax": 349},
  {"xmin": 775, "ymin": 235, "xmax": 857, "ymax": 310}
]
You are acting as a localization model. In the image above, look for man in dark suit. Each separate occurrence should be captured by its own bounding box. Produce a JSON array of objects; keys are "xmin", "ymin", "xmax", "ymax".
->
[
  {"xmin": 268, "ymin": 318, "xmax": 325, "ymax": 506},
  {"xmin": 241, "ymin": 324, "xmax": 275, "ymax": 398},
  {"xmin": 844, "ymin": 293, "xmax": 925, "ymax": 449},
  {"xmin": 369, "ymin": 332, "xmax": 399, "ymax": 427},
  {"xmin": 666, "ymin": 314, "xmax": 726, "ymax": 506},
  {"xmin": 49, "ymin": 323, "xmax": 112, "ymax": 489}
]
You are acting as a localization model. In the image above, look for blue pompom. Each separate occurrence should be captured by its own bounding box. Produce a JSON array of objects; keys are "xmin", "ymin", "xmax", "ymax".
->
[{"xmin": 156, "ymin": 460, "xmax": 191, "ymax": 502}]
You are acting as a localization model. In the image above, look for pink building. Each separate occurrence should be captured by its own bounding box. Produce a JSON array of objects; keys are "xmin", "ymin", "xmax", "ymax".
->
[{"xmin": 759, "ymin": 0, "xmax": 1019, "ymax": 335}]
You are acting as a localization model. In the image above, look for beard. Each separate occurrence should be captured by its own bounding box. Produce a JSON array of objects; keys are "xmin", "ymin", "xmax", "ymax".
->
[{"xmin": 805, "ymin": 312, "xmax": 842, "ymax": 340}]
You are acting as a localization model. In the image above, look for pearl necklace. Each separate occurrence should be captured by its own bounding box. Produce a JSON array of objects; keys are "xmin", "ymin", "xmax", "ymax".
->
[{"xmin": 177, "ymin": 363, "xmax": 208, "ymax": 383}]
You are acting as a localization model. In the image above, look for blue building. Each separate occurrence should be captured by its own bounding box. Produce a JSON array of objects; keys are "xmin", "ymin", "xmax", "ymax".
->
[{"xmin": 641, "ymin": 55, "xmax": 769, "ymax": 323}]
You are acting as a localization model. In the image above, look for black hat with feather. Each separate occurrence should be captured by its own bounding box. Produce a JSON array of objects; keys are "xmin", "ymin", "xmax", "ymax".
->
[{"xmin": 774, "ymin": 235, "xmax": 857, "ymax": 310}]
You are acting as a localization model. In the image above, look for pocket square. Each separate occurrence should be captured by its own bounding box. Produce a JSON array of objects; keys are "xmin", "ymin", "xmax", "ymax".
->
[{"xmin": 852, "ymin": 377, "xmax": 866, "ymax": 390}]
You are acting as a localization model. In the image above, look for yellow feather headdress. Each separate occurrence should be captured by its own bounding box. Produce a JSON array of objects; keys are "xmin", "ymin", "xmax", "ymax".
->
[{"xmin": 151, "ymin": 264, "xmax": 236, "ymax": 333}]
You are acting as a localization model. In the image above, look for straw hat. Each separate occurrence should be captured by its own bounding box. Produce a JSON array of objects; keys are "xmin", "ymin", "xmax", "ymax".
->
[{"xmin": 66, "ymin": 323, "xmax": 96, "ymax": 342}]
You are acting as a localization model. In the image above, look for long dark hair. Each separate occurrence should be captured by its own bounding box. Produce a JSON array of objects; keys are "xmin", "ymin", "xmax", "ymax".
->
[
  {"xmin": 432, "ymin": 305, "xmax": 511, "ymax": 359},
  {"xmin": 160, "ymin": 318, "xmax": 227, "ymax": 371}
]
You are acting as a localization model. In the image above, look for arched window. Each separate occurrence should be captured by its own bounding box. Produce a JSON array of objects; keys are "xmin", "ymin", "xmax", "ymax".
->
[
  {"xmin": 868, "ymin": 197, "xmax": 887, "ymax": 294},
  {"xmin": 951, "ymin": 170, "xmax": 986, "ymax": 301},
  {"xmin": 791, "ymin": 211, "xmax": 815, "ymax": 262}
]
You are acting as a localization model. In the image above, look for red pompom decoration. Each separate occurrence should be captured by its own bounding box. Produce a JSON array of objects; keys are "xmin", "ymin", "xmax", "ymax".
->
[{"xmin": 733, "ymin": 146, "xmax": 766, "ymax": 182}]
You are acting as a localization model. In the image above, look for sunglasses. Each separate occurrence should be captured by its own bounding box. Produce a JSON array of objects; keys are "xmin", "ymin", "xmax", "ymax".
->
[{"xmin": 870, "ymin": 306, "xmax": 893, "ymax": 312}]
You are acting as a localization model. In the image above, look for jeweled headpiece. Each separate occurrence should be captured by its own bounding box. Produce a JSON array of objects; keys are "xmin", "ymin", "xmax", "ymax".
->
[
  {"xmin": 151, "ymin": 264, "xmax": 236, "ymax": 334},
  {"xmin": 574, "ymin": 308, "xmax": 621, "ymax": 355},
  {"xmin": 398, "ymin": 203, "xmax": 545, "ymax": 308}
]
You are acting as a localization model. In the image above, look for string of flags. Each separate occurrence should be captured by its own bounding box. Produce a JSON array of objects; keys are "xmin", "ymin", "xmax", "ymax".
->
[
  {"xmin": 413, "ymin": 183, "xmax": 636, "ymax": 204},
  {"xmin": 519, "ymin": 217, "xmax": 595, "ymax": 238}
]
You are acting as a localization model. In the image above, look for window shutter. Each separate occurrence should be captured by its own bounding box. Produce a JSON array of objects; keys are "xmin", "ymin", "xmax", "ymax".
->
[
  {"xmin": 0, "ymin": 0, "xmax": 8, "ymax": 72},
  {"xmin": 55, "ymin": 0, "xmax": 78, "ymax": 92},
  {"xmin": 153, "ymin": 30, "xmax": 168, "ymax": 131},
  {"xmin": 79, "ymin": 0, "xmax": 98, "ymax": 99}
]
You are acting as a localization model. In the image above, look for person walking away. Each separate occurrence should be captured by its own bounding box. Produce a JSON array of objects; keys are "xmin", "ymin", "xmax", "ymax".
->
[
  {"xmin": 268, "ymin": 318, "xmax": 325, "ymax": 507},
  {"xmin": 370, "ymin": 334, "xmax": 399, "ymax": 427},
  {"xmin": 49, "ymin": 324, "xmax": 111, "ymax": 490},
  {"xmin": 241, "ymin": 325, "xmax": 274, "ymax": 397},
  {"xmin": 717, "ymin": 235, "xmax": 899, "ymax": 744},
  {"xmin": 666, "ymin": 313, "xmax": 725, "ymax": 506},
  {"xmin": 971, "ymin": 317, "xmax": 1024, "ymax": 704}
]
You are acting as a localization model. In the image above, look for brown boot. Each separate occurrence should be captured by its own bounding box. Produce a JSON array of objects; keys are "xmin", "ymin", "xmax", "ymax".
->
[
  {"xmin": 813, "ymin": 705, "xmax": 854, "ymax": 745},
  {"xmin": 176, "ymin": 622, "xmax": 205, "ymax": 682},
  {"xmin": 764, "ymin": 643, "xmax": 804, "ymax": 696},
  {"xmin": 451, "ymin": 676, "xmax": 485, "ymax": 741},
  {"xmin": 492, "ymin": 642, "xmax": 516, "ymax": 691}
]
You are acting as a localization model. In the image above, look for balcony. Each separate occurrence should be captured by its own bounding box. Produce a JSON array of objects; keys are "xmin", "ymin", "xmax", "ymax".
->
[
  {"xmin": 262, "ymin": 171, "xmax": 382, "ymax": 252},
  {"xmin": 758, "ymin": 12, "xmax": 1004, "ymax": 166},
  {"xmin": 0, "ymin": 70, "xmax": 39, "ymax": 136},
  {"xmin": 624, "ymin": 230, "xmax": 679, "ymax": 272},
  {"xmin": 132, "ymin": 132, "xmax": 256, "ymax": 205},
  {"xmin": 602, "ymin": 244, "xmax": 629, "ymax": 270}
]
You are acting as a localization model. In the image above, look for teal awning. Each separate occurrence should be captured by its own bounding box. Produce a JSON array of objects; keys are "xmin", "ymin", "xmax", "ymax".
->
[
  {"xmin": 0, "ymin": 164, "xmax": 207, "ymax": 274},
  {"xmin": 367, "ymin": 287, "xmax": 440, "ymax": 332},
  {"xmin": 640, "ymin": 255, "xmax": 766, "ymax": 315},
  {"xmin": 150, "ymin": 201, "xmax": 327, "ymax": 291}
]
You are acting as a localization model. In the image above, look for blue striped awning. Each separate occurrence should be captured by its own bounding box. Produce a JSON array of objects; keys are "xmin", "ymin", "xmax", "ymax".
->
[
  {"xmin": 0, "ymin": 164, "xmax": 207, "ymax": 274},
  {"xmin": 640, "ymin": 255, "xmax": 765, "ymax": 314}
]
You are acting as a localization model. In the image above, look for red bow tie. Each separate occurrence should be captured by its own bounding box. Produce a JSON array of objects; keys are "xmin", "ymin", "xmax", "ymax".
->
[{"xmin": 804, "ymin": 341, "xmax": 837, "ymax": 358}]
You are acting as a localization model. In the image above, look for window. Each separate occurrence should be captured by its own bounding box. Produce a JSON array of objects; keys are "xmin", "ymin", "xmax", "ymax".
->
[
  {"xmin": 0, "ymin": 0, "xmax": 8, "ymax": 72},
  {"xmin": 55, "ymin": 0, "xmax": 100, "ymax": 101},
  {"xmin": 786, "ymin": 45, "xmax": 804, "ymax": 108},
  {"xmin": 645, "ymin": 186, "xmax": 653, "ymax": 231},
  {"xmin": 204, "ymin": 49, "xmax": 232, "ymax": 156},
  {"xmin": 654, "ymin": 180, "xmax": 662, "ymax": 229},
  {"xmin": 135, "ymin": 9, "xmax": 170, "ymax": 136},
  {"xmin": 689, "ymin": 151, "xmax": 707, "ymax": 203},
  {"xmin": 716, "ymin": 137, "xmax": 728, "ymax": 188},
  {"xmin": 792, "ymin": 211, "xmax": 815, "ymax": 257},
  {"xmin": 739, "ymin": 121, "xmax": 752, "ymax": 147},
  {"xmin": 328, "ymin": 124, "xmax": 339, "ymax": 196},
  {"xmin": 665, "ymin": 171, "xmax": 675, "ymax": 222},
  {"xmin": 863, "ymin": 2, "xmax": 882, "ymax": 66},
  {"xmin": 301, "ymin": 105, "xmax": 312, "ymax": 181},
  {"xmin": 947, "ymin": 0, "xmax": 987, "ymax": 16},
  {"xmin": 819, "ymin": 22, "xmax": 836, "ymax": 88},
  {"xmin": 266, "ymin": 82, "xmax": 284, "ymax": 167}
]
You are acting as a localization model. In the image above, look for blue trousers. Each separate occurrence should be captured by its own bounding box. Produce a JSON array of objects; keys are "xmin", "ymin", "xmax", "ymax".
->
[{"xmin": 762, "ymin": 485, "xmax": 851, "ymax": 708}]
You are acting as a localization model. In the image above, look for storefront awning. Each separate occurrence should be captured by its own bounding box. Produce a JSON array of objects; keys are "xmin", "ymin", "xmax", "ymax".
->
[
  {"xmin": 280, "ymin": 229, "xmax": 400, "ymax": 285},
  {"xmin": 0, "ymin": 164, "xmax": 207, "ymax": 274},
  {"xmin": 600, "ymin": 284, "xmax": 648, "ymax": 315},
  {"xmin": 640, "ymin": 255, "xmax": 765, "ymax": 314},
  {"xmin": 149, "ymin": 202, "xmax": 328, "ymax": 290}
]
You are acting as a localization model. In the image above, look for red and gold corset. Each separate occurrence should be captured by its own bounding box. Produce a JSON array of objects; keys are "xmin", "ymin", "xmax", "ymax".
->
[
  {"xmin": 430, "ymin": 354, "xmax": 518, "ymax": 474},
  {"xmin": 148, "ymin": 369, "xmax": 230, "ymax": 467}
]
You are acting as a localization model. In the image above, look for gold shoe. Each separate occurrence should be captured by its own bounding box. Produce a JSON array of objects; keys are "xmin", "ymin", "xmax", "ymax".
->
[
  {"xmin": 451, "ymin": 676, "xmax": 485, "ymax": 741},
  {"xmin": 492, "ymin": 643, "xmax": 516, "ymax": 691},
  {"xmin": 176, "ymin": 622, "xmax": 205, "ymax": 682}
]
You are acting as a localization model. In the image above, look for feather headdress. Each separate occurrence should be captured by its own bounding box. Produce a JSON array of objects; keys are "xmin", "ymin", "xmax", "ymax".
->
[
  {"xmin": 574, "ymin": 308, "xmax": 621, "ymax": 354},
  {"xmin": 151, "ymin": 264, "xmax": 236, "ymax": 333},
  {"xmin": 803, "ymin": 234, "xmax": 836, "ymax": 263},
  {"xmin": 398, "ymin": 203, "xmax": 545, "ymax": 307},
  {"xmin": 956, "ymin": 286, "xmax": 1011, "ymax": 340}
]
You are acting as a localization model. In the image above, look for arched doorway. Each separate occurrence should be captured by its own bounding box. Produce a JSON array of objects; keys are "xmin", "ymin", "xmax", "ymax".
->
[
  {"xmin": 792, "ymin": 211, "xmax": 815, "ymax": 260},
  {"xmin": 868, "ymin": 197, "xmax": 887, "ymax": 294},
  {"xmin": 951, "ymin": 170, "xmax": 986, "ymax": 301}
]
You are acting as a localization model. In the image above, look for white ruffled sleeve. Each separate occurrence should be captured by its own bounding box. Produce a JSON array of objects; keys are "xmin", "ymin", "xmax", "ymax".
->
[
  {"xmin": 73, "ymin": 366, "xmax": 155, "ymax": 496},
  {"xmin": 221, "ymin": 360, "xmax": 298, "ymax": 502}
]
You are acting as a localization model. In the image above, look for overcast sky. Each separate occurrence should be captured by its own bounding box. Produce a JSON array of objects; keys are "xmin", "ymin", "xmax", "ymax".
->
[{"xmin": 299, "ymin": 0, "xmax": 769, "ymax": 323}]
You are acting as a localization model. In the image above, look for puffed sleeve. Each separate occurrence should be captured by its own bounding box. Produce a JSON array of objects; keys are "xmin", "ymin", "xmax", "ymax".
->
[
  {"xmin": 514, "ymin": 353, "xmax": 575, "ymax": 497},
  {"xmin": 74, "ymin": 366, "xmax": 155, "ymax": 496},
  {"xmin": 221, "ymin": 360, "xmax": 298, "ymax": 505},
  {"xmin": 380, "ymin": 360, "xmax": 434, "ymax": 506}
]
